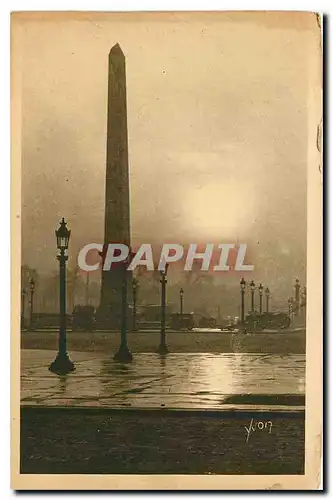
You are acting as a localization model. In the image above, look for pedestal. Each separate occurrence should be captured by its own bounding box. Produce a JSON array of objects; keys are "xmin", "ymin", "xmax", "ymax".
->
[
  {"xmin": 156, "ymin": 343, "xmax": 169, "ymax": 355},
  {"xmin": 49, "ymin": 352, "xmax": 75, "ymax": 375},
  {"xmin": 114, "ymin": 344, "xmax": 133, "ymax": 363}
]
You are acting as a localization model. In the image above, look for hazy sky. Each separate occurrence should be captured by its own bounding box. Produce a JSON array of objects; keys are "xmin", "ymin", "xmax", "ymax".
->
[{"xmin": 19, "ymin": 12, "xmax": 319, "ymax": 290}]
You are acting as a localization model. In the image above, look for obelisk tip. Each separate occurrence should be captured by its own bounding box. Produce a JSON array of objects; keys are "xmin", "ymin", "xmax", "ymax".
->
[{"xmin": 109, "ymin": 43, "xmax": 124, "ymax": 56}]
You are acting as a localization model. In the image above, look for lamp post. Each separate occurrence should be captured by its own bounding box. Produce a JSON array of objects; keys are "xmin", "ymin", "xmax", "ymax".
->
[
  {"xmin": 180, "ymin": 288, "xmax": 184, "ymax": 317},
  {"xmin": 240, "ymin": 277, "xmax": 246, "ymax": 324},
  {"xmin": 295, "ymin": 278, "xmax": 300, "ymax": 316},
  {"xmin": 132, "ymin": 277, "xmax": 139, "ymax": 331},
  {"xmin": 265, "ymin": 287, "xmax": 270, "ymax": 313},
  {"xmin": 29, "ymin": 278, "xmax": 35, "ymax": 330},
  {"xmin": 288, "ymin": 297, "xmax": 293, "ymax": 321},
  {"xmin": 49, "ymin": 218, "xmax": 75, "ymax": 374},
  {"xmin": 21, "ymin": 288, "xmax": 26, "ymax": 330},
  {"xmin": 288, "ymin": 297, "xmax": 295, "ymax": 324},
  {"xmin": 85, "ymin": 272, "xmax": 90, "ymax": 305},
  {"xmin": 258, "ymin": 283, "xmax": 263, "ymax": 314},
  {"xmin": 250, "ymin": 280, "xmax": 255, "ymax": 313},
  {"xmin": 157, "ymin": 263, "xmax": 169, "ymax": 354},
  {"xmin": 301, "ymin": 286, "xmax": 307, "ymax": 308},
  {"xmin": 114, "ymin": 255, "xmax": 133, "ymax": 363}
]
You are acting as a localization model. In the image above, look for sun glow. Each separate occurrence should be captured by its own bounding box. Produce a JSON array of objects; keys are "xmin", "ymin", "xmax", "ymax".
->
[{"xmin": 182, "ymin": 180, "xmax": 257, "ymax": 240}]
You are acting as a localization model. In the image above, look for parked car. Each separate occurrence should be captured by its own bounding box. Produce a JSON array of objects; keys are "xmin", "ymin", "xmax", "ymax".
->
[
  {"xmin": 245, "ymin": 311, "xmax": 291, "ymax": 331},
  {"xmin": 72, "ymin": 305, "xmax": 96, "ymax": 331},
  {"xmin": 171, "ymin": 313, "xmax": 195, "ymax": 330},
  {"xmin": 198, "ymin": 316, "xmax": 217, "ymax": 328}
]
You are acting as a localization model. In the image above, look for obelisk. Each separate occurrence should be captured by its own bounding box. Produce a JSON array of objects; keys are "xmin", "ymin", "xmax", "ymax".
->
[{"xmin": 99, "ymin": 44, "xmax": 132, "ymax": 327}]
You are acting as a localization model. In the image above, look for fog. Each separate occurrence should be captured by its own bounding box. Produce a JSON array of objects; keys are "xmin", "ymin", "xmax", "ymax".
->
[{"xmin": 20, "ymin": 12, "xmax": 318, "ymax": 307}]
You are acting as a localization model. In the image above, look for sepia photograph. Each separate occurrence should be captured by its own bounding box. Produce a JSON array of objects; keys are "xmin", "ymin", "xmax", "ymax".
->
[{"xmin": 11, "ymin": 11, "xmax": 322, "ymax": 490}]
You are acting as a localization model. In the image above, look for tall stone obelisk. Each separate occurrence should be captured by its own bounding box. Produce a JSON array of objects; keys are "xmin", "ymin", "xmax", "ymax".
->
[{"xmin": 99, "ymin": 44, "xmax": 131, "ymax": 327}]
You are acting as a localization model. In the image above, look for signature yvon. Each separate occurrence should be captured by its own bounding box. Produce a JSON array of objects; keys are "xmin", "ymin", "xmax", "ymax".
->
[{"xmin": 245, "ymin": 418, "xmax": 273, "ymax": 443}]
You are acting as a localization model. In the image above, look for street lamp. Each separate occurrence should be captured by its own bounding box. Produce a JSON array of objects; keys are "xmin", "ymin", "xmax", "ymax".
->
[
  {"xmin": 240, "ymin": 277, "xmax": 246, "ymax": 324},
  {"xmin": 49, "ymin": 218, "xmax": 75, "ymax": 374},
  {"xmin": 132, "ymin": 277, "xmax": 139, "ymax": 331},
  {"xmin": 295, "ymin": 278, "xmax": 300, "ymax": 316},
  {"xmin": 265, "ymin": 287, "xmax": 270, "ymax": 313},
  {"xmin": 85, "ymin": 272, "xmax": 90, "ymax": 305},
  {"xmin": 157, "ymin": 263, "xmax": 169, "ymax": 354},
  {"xmin": 288, "ymin": 297, "xmax": 293, "ymax": 320},
  {"xmin": 29, "ymin": 278, "xmax": 35, "ymax": 331},
  {"xmin": 301, "ymin": 286, "xmax": 307, "ymax": 308},
  {"xmin": 21, "ymin": 288, "xmax": 26, "ymax": 330},
  {"xmin": 258, "ymin": 283, "xmax": 264, "ymax": 314},
  {"xmin": 114, "ymin": 254, "xmax": 133, "ymax": 363},
  {"xmin": 250, "ymin": 280, "xmax": 255, "ymax": 313},
  {"xmin": 288, "ymin": 297, "xmax": 296, "ymax": 324},
  {"xmin": 180, "ymin": 288, "xmax": 184, "ymax": 317}
]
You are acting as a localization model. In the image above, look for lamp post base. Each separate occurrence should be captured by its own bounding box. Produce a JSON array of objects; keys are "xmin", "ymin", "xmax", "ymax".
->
[
  {"xmin": 114, "ymin": 345, "xmax": 133, "ymax": 363},
  {"xmin": 49, "ymin": 352, "xmax": 75, "ymax": 375},
  {"xmin": 156, "ymin": 343, "xmax": 169, "ymax": 355}
]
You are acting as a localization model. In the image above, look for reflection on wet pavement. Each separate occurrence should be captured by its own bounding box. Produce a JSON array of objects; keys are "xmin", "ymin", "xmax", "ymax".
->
[{"xmin": 21, "ymin": 350, "xmax": 305, "ymax": 409}]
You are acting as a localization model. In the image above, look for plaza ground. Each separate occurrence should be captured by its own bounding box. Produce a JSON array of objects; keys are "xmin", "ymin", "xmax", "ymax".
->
[
  {"xmin": 20, "ymin": 349, "xmax": 305, "ymax": 474},
  {"xmin": 21, "ymin": 407, "xmax": 304, "ymax": 475},
  {"xmin": 21, "ymin": 350, "xmax": 305, "ymax": 408},
  {"xmin": 21, "ymin": 328, "xmax": 306, "ymax": 354},
  {"xmin": 20, "ymin": 328, "xmax": 306, "ymax": 475}
]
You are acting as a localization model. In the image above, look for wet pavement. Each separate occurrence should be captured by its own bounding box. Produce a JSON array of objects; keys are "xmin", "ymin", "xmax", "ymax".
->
[{"xmin": 21, "ymin": 350, "xmax": 305, "ymax": 410}]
